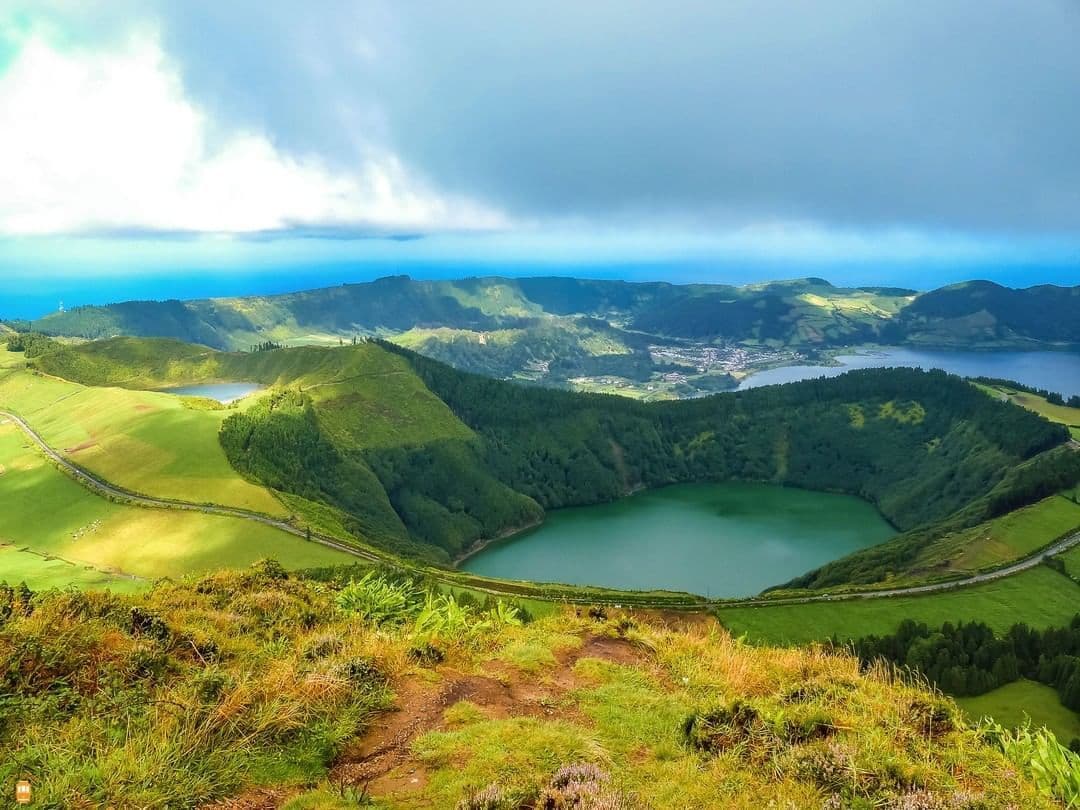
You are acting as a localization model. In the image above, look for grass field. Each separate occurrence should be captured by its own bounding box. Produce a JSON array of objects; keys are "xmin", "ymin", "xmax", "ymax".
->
[
  {"xmin": 909, "ymin": 494, "xmax": 1080, "ymax": 575},
  {"xmin": 716, "ymin": 565, "xmax": 1080, "ymax": 645},
  {"xmin": 958, "ymin": 680, "xmax": 1080, "ymax": 744},
  {"xmin": 978, "ymin": 382, "xmax": 1080, "ymax": 440},
  {"xmin": 0, "ymin": 422, "xmax": 354, "ymax": 584},
  {"xmin": 1059, "ymin": 543, "xmax": 1080, "ymax": 580},
  {"xmin": 0, "ymin": 544, "xmax": 143, "ymax": 592},
  {"xmin": 0, "ymin": 361, "xmax": 286, "ymax": 515}
]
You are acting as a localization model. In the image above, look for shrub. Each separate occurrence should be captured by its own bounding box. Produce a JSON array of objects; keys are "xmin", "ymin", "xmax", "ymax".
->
[
  {"xmin": 338, "ymin": 656, "xmax": 386, "ymax": 688},
  {"xmin": 457, "ymin": 783, "xmax": 510, "ymax": 810},
  {"xmin": 682, "ymin": 700, "xmax": 767, "ymax": 755},
  {"xmin": 537, "ymin": 764, "xmax": 632, "ymax": 810},
  {"xmin": 335, "ymin": 572, "xmax": 423, "ymax": 626},
  {"xmin": 407, "ymin": 640, "xmax": 446, "ymax": 666}
]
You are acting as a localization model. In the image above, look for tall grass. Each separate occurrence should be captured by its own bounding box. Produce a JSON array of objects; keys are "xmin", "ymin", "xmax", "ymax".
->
[
  {"xmin": 981, "ymin": 720, "xmax": 1080, "ymax": 807},
  {"xmin": 334, "ymin": 571, "xmax": 523, "ymax": 644}
]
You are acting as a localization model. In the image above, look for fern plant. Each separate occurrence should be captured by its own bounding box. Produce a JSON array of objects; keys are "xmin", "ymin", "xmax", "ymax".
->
[{"xmin": 981, "ymin": 720, "xmax": 1080, "ymax": 807}]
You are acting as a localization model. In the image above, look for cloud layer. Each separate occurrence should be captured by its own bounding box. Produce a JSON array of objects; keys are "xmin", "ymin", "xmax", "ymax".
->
[
  {"xmin": 0, "ymin": 23, "xmax": 504, "ymax": 235},
  {"xmin": 1, "ymin": 1, "xmax": 1079, "ymax": 244}
]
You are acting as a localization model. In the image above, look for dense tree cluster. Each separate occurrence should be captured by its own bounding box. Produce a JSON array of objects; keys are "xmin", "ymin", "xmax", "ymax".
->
[
  {"xmin": 373, "ymin": 343, "xmax": 1071, "ymax": 577},
  {"xmin": 849, "ymin": 614, "xmax": 1080, "ymax": 748},
  {"xmin": 4, "ymin": 332, "xmax": 60, "ymax": 358}
]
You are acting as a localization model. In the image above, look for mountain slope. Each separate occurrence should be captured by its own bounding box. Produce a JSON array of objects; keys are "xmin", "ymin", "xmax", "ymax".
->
[
  {"xmin": 893, "ymin": 280, "xmax": 1080, "ymax": 344},
  {"xmin": 25, "ymin": 337, "xmax": 1074, "ymax": 586},
  {"xmin": 17, "ymin": 276, "xmax": 1078, "ymax": 402}
]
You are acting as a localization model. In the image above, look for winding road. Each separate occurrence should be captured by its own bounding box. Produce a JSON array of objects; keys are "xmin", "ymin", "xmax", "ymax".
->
[
  {"xmin": 0, "ymin": 408, "xmax": 383, "ymax": 565},
  {"xmin": 2, "ymin": 407, "xmax": 1078, "ymax": 609}
]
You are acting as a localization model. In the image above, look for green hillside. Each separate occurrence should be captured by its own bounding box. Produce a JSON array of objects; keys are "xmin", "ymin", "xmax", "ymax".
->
[
  {"xmin": 718, "ymin": 565, "xmax": 1080, "ymax": 644},
  {"xmin": 19, "ymin": 277, "xmax": 1079, "ymax": 381},
  {"xmin": 894, "ymin": 281, "xmax": 1080, "ymax": 345},
  {"xmin": 0, "ymin": 421, "xmax": 353, "ymax": 585},
  {"xmin": 17, "ymin": 276, "xmax": 1078, "ymax": 401},
  {"xmin": 0, "ymin": 565, "xmax": 1066, "ymax": 809},
  {"xmin": 20, "ymin": 337, "xmax": 1075, "ymax": 587}
]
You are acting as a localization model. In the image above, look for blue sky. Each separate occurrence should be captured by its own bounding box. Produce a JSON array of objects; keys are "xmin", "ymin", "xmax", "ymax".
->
[{"xmin": 1, "ymin": 1, "xmax": 1078, "ymax": 298}]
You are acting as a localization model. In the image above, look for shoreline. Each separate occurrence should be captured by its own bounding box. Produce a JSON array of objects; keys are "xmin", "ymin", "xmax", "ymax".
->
[{"xmin": 453, "ymin": 515, "xmax": 545, "ymax": 567}]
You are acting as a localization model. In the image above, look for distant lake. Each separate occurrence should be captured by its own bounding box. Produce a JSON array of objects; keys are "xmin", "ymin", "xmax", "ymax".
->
[
  {"xmin": 738, "ymin": 348, "xmax": 1080, "ymax": 398},
  {"xmin": 459, "ymin": 482, "xmax": 895, "ymax": 597},
  {"xmin": 163, "ymin": 382, "xmax": 264, "ymax": 403}
]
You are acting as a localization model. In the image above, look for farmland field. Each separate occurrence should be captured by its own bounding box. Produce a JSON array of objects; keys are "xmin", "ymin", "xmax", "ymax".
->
[
  {"xmin": 0, "ymin": 544, "xmax": 143, "ymax": 592},
  {"xmin": 0, "ymin": 361, "xmax": 286, "ymax": 515},
  {"xmin": 0, "ymin": 421, "xmax": 354, "ymax": 582},
  {"xmin": 716, "ymin": 565, "xmax": 1080, "ymax": 644},
  {"xmin": 978, "ymin": 382, "xmax": 1080, "ymax": 440}
]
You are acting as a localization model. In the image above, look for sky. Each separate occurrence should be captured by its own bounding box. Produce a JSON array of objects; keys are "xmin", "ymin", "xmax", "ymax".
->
[{"xmin": 1, "ymin": 1, "xmax": 1078, "ymax": 311}]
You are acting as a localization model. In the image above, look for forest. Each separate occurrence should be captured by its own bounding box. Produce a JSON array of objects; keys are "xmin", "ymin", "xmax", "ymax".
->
[
  {"xmin": 220, "ymin": 339, "xmax": 1072, "ymax": 576},
  {"xmin": 849, "ymin": 613, "xmax": 1080, "ymax": 750}
]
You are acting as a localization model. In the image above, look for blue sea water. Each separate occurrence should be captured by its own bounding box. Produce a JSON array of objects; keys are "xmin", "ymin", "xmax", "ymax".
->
[{"xmin": 1, "ymin": 255, "xmax": 1074, "ymax": 322}]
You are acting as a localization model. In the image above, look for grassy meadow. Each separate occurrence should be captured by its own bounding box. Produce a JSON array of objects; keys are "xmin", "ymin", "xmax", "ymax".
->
[
  {"xmin": 1060, "ymin": 543, "xmax": 1080, "ymax": 580},
  {"xmin": 0, "ymin": 421, "xmax": 354, "ymax": 584},
  {"xmin": 0, "ymin": 565, "xmax": 1062, "ymax": 809},
  {"xmin": 716, "ymin": 565, "xmax": 1080, "ymax": 645},
  {"xmin": 908, "ymin": 494, "xmax": 1080, "ymax": 576},
  {"xmin": 0, "ymin": 545, "xmax": 142, "ymax": 592},
  {"xmin": 958, "ymin": 679, "xmax": 1080, "ymax": 745},
  {"xmin": 0, "ymin": 358, "xmax": 285, "ymax": 515}
]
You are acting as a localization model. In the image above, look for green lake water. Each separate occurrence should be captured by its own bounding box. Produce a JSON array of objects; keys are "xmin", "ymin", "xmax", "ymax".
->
[{"xmin": 459, "ymin": 482, "xmax": 896, "ymax": 597}]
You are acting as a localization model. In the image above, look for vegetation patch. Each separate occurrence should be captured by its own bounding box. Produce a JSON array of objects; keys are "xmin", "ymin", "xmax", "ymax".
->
[
  {"xmin": 0, "ymin": 565, "xmax": 1071, "ymax": 807},
  {"xmin": 0, "ymin": 362, "xmax": 285, "ymax": 515},
  {"xmin": 959, "ymin": 680, "xmax": 1080, "ymax": 748},
  {"xmin": 848, "ymin": 614, "xmax": 1080, "ymax": 750},
  {"xmin": 718, "ymin": 565, "xmax": 1080, "ymax": 644},
  {"xmin": 907, "ymin": 493, "xmax": 1080, "ymax": 576},
  {"xmin": 0, "ymin": 423, "xmax": 351, "ymax": 583}
]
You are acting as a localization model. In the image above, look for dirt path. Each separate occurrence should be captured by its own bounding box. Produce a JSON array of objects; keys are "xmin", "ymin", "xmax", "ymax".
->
[{"xmin": 329, "ymin": 633, "xmax": 650, "ymax": 803}]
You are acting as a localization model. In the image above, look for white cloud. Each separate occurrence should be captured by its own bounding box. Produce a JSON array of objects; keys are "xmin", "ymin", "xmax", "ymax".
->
[{"xmin": 0, "ymin": 30, "xmax": 506, "ymax": 235}]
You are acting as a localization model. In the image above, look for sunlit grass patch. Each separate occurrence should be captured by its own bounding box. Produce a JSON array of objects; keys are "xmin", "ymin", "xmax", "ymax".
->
[
  {"xmin": 444, "ymin": 699, "xmax": 488, "ymax": 727},
  {"xmin": 495, "ymin": 623, "xmax": 580, "ymax": 674},
  {"xmin": 877, "ymin": 399, "xmax": 926, "ymax": 424},
  {"xmin": 958, "ymin": 679, "xmax": 1080, "ymax": 744},
  {"xmin": 412, "ymin": 717, "xmax": 607, "ymax": 806}
]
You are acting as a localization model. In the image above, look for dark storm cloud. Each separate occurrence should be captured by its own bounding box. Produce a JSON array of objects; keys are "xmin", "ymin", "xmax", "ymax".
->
[{"xmin": 88, "ymin": 1, "xmax": 1080, "ymax": 232}]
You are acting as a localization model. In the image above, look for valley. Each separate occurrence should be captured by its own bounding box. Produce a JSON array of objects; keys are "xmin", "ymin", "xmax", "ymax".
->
[{"xmin": 3, "ymin": 323, "xmax": 1080, "ymax": 806}]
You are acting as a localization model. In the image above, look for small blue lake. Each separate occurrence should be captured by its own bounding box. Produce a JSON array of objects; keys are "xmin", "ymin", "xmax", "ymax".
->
[{"xmin": 163, "ymin": 383, "xmax": 265, "ymax": 403}]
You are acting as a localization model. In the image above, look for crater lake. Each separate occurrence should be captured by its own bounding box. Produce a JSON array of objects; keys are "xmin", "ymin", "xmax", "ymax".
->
[{"xmin": 459, "ymin": 482, "xmax": 896, "ymax": 597}]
